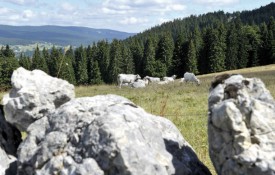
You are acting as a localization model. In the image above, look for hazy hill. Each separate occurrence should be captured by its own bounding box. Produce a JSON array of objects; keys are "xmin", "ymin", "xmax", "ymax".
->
[{"xmin": 0, "ymin": 25, "xmax": 136, "ymax": 46}]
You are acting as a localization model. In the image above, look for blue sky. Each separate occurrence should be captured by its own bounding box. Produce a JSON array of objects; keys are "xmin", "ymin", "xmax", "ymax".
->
[{"xmin": 0, "ymin": 0, "xmax": 274, "ymax": 33}]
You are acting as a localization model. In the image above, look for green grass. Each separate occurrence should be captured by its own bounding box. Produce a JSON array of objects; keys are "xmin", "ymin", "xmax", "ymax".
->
[{"xmin": 1, "ymin": 64, "xmax": 275, "ymax": 174}]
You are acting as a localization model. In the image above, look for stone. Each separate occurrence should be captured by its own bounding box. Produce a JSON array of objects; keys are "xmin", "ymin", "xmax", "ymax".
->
[
  {"xmin": 0, "ymin": 105, "xmax": 21, "ymax": 175},
  {"xmin": 18, "ymin": 94, "xmax": 211, "ymax": 175},
  {"xmin": 208, "ymin": 74, "xmax": 275, "ymax": 175},
  {"xmin": 2, "ymin": 67, "xmax": 75, "ymax": 131}
]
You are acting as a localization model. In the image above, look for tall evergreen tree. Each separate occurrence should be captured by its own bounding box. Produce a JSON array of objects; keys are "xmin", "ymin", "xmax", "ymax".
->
[
  {"xmin": 259, "ymin": 22, "xmax": 270, "ymax": 65},
  {"xmin": 121, "ymin": 44, "xmax": 135, "ymax": 74},
  {"xmin": 143, "ymin": 38, "xmax": 156, "ymax": 76},
  {"xmin": 96, "ymin": 40, "xmax": 110, "ymax": 83},
  {"xmin": 0, "ymin": 46, "xmax": 19, "ymax": 89},
  {"xmin": 129, "ymin": 39, "xmax": 143, "ymax": 75},
  {"xmin": 207, "ymin": 25, "xmax": 226, "ymax": 73},
  {"xmin": 186, "ymin": 39, "xmax": 198, "ymax": 74},
  {"xmin": 225, "ymin": 22, "xmax": 239, "ymax": 70},
  {"xmin": 90, "ymin": 60, "xmax": 102, "ymax": 84},
  {"xmin": 48, "ymin": 46, "xmax": 60, "ymax": 77},
  {"xmin": 171, "ymin": 33, "xmax": 185, "ymax": 76},
  {"xmin": 31, "ymin": 45, "xmax": 48, "ymax": 72},
  {"xmin": 74, "ymin": 45, "xmax": 88, "ymax": 85},
  {"xmin": 108, "ymin": 39, "xmax": 122, "ymax": 83},
  {"xmin": 19, "ymin": 53, "xmax": 31, "ymax": 70},
  {"xmin": 267, "ymin": 17, "xmax": 275, "ymax": 63},
  {"xmin": 156, "ymin": 33, "xmax": 174, "ymax": 75}
]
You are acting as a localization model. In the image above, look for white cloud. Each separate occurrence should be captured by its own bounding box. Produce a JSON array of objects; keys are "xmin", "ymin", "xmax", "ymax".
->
[
  {"xmin": 22, "ymin": 9, "xmax": 34, "ymax": 18},
  {"xmin": 4, "ymin": 0, "xmax": 37, "ymax": 5},
  {"xmin": 61, "ymin": 2, "xmax": 76, "ymax": 12},
  {"xmin": 195, "ymin": 0, "xmax": 239, "ymax": 6},
  {"xmin": 120, "ymin": 17, "xmax": 149, "ymax": 25},
  {"xmin": 0, "ymin": 7, "xmax": 11, "ymax": 14}
]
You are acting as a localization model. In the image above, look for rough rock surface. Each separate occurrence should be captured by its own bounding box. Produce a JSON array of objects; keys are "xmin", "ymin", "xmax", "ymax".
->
[
  {"xmin": 2, "ymin": 67, "xmax": 75, "ymax": 131},
  {"xmin": 208, "ymin": 74, "xmax": 275, "ymax": 175},
  {"xmin": 0, "ymin": 105, "xmax": 20, "ymax": 175},
  {"xmin": 18, "ymin": 94, "xmax": 210, "ymax": 175}
]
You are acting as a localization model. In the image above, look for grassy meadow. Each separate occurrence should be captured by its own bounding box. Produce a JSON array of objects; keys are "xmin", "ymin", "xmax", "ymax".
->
[{"xmin": 1, "ymin": 64, "xmax": 275, "ymax": 174}]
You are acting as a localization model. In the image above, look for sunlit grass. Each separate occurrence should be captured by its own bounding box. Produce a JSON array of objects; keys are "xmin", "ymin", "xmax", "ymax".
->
[{"xmin": 1, "ymin": 64, "xmax": 275, "ymax": 175}]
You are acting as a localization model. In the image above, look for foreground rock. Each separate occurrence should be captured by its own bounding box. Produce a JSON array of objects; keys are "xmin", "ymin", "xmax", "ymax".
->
[
  {"xmin": 0, "ymin": 105, "xmax": 21, "ymax": 175},
  {"xmin": 2, "ymin": 67, "xmax": 75, "ymax": 131},
  {"xmin": 208, "ymin": 74, "xmax": 275, "ymax": 175},
  {"xmin": 18, "ymin": 94, "xmax": 210, "ymax": 175}
]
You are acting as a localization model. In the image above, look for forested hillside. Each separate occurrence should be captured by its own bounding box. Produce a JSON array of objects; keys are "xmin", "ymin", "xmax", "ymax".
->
[{"xmin": 0, "ymin": 2, "xmax": 275, "ymax": 90}]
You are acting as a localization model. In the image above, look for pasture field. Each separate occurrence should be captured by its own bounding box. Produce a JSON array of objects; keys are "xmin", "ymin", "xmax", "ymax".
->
[
  {"xmin": 1, "ymin": 64, "xmax": 275, "ymax": 174},
  {"xmin": 75, "ymin": 64, "xmax": 275, "ymax": 175}
]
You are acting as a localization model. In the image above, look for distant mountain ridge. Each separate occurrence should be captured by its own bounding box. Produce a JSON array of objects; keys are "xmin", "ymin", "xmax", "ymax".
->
[{"xmin": 0, "ymin": 25, "xmax": 136, "ymax": 46}]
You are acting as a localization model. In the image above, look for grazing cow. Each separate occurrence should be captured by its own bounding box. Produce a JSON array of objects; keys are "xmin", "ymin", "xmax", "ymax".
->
[
  {"xmin": 130, "ymin": 79, "xmax": 148, "ymax": 88},
  {"xmin": 163, "ymin": 75, "xmax": 177, "ymax": 82},
  {"xmin": 157, "ymin": 80, "xmax": 169, "ymax": 85},
  {"xmin": 183, "ymin": 72, "xmax": 200, "ymax": 85},
  {"xmin": 118, "ymin": 74, "xmax": 141, "ymax": 88},
  {"xmin": 144, "ymin": 76, "xmax": 161, "ymax": 83}
]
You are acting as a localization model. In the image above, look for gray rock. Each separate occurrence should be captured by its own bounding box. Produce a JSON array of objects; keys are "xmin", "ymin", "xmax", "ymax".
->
[
  {"xmin": 0, "ymin": 105, "xmax": 20, "ymax": 175},
  {"xmin": 208, "ymin": 74, "xmax": 275, "ymax": 175},
  {"xmin": 18, "ymin": 94, "xmax": 210, "ymax": 175},
  {"xmin": 2, "ymin": 67, "xmax": 75, "ymax": 131}
]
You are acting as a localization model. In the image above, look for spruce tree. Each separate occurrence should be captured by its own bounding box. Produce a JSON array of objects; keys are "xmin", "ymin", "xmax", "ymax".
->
[
  {"xmin": 156, "ymin": 33, "xmax": 174, "ymax": 75},
  {"xmin": 96, "ymin": 40, "xmax": 110, "ymax": 83},
  {"xmin": 19, "ymin": 53, "xmax": 31, "ymax": 70},
  {"xmin": 90, "ymin": 60, "xmax": 102, "ymax": 84},
  {"xmin": 108, "ymin": 39, "xmax": 122, "ymax": 83},
  {"xmin": 186, "ymin": 39, "xmax": 198, "ymax": 74},
  {"xmin": 31, "ymin": 45, "xmax": 48, "ymax": 72},
  {"xmin": 0, "ymin": 46, "xmax": 19, "ymax": 90},
  {"xmin": 225, "ymin": 22, "xmax": 239, "ymax": 70},
  {"xmin": 74, "ymin": 45, "xmax": 88, "ymax": 85},
  {"xmin": 121, "ymin": 44, "xmax": 134, "ymax": 74},
  {"xmin": 171, "ymin": 33, "xmax": 185, "ymax": 76},
  {"xmin": 143, "ymin": 38, "xmax": 156, "ymax": 76}
]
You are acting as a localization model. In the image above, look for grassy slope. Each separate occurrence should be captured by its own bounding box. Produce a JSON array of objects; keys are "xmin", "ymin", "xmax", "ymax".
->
[{"xmin": 1, "ymin": 64, "xmax": 275, "ymax": 174}]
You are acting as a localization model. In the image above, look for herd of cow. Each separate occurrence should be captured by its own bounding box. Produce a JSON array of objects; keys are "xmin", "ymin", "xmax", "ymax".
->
[{"xmin": 117, "ymin": 72, "xmax": 200, "ymax": 88}]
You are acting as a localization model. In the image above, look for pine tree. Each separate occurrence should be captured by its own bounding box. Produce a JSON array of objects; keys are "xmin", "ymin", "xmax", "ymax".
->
[
  {"xmin": 0, "ymin": 46, "xmax": 19, "ymax": 90},
  {"xmin": 31, "ymin": 45, "xmax": 48, "ymax": 72},
  {"xmin": 74, "ymin": 45, "xmax": 88, "ymax": 85},
  {"xmin": 225, "ymin": 22, "xmax": 239, "ymax": 70},
  {"xmin": 90, "ymin": 60, "xmax": 102, "ymax": 84},
  {"xmin": 143, "ymin": 38, "xmax": 156, "ymax": 76},
  {"xmin": 96, "ymin": 40, "xmax": 110, "ymax": 83},
  {"xmin": 171, "ymin": 33, "xmax": 185, "ymax": 76},
  {"xmin": 121, "ymin": 44, "xmax": 134, "ymax": 74},
  {"xmin": 19, "ymin": 53, "xmax": 31, "ymax": 70},
  {"xmin": 129, "ymin": 39, "xmax": 143, "ymax": 75},
  {"xmin": 259, "ymin": 22, "xmax": 270, "ymax": 65},
  {"xmin": 267, "ymin": 17, "xmax": 275, "ymax": 63},
  {"xmin": 48, "ymin": 46, "xmax": 60, "ymax": 77},
  {"xmin": 108, "ymin": 39, "xmax": 122, "ymax": 83},
  {"xmin": 186, "ymin": 39, "xmax": 198, "ymax": 74},
  {"xmin": 156, "ymin": 33, "xmax": 174, "ymax": 75},
  {"xmin": 208, "ymin": 25, "xmax": 226, "ymax": 73}
]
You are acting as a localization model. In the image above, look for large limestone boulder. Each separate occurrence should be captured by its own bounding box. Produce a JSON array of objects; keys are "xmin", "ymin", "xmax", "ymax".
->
[
  {"xmin": 2, "ymin": 67, "xmax": 75, "ymax": 131},
  {"xmin": 208, "ymin": 74, "xmax": 275, "ymax": 175},
  {"xmin": 18, "ymin": 94, "xmax": 210, "ymax": 175},
  {"xmin": 0, "ymin": 105, "xmax": 20, "ymax": 175}
]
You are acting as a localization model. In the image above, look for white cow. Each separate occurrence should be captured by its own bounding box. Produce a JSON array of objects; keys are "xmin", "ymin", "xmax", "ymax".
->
[
  {"xmin": 144, "ymin": 76, "xmax": 161, "ymax": 83},
  {"xmin": 130, "ymin": 79, "xmax": 148, "ymax": 88},
  {"xmin": 157, "ymin": 80, "xmax": 169, "ymax": 85},
  {"xmin": 118, "ymin": 74, "xmax": 141, "ymax": 88},
  {"xmin": 183, "ymin": 72, "xmax": 200, "ymax": 85},
  {"xmin": 163, "ymin": 75, "xmax": 177, "ymax": 82}
]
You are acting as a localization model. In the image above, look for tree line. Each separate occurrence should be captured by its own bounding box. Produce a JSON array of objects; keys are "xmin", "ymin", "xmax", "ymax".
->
[{"xmin": 0, "ymin": 7, "xmax": 275, "ymax": 90}]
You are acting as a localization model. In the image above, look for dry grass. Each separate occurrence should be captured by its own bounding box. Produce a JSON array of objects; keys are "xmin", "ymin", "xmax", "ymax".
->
[{"xmin": 1, "ymin": 64, "xmax": 275, "ymax": 174}]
